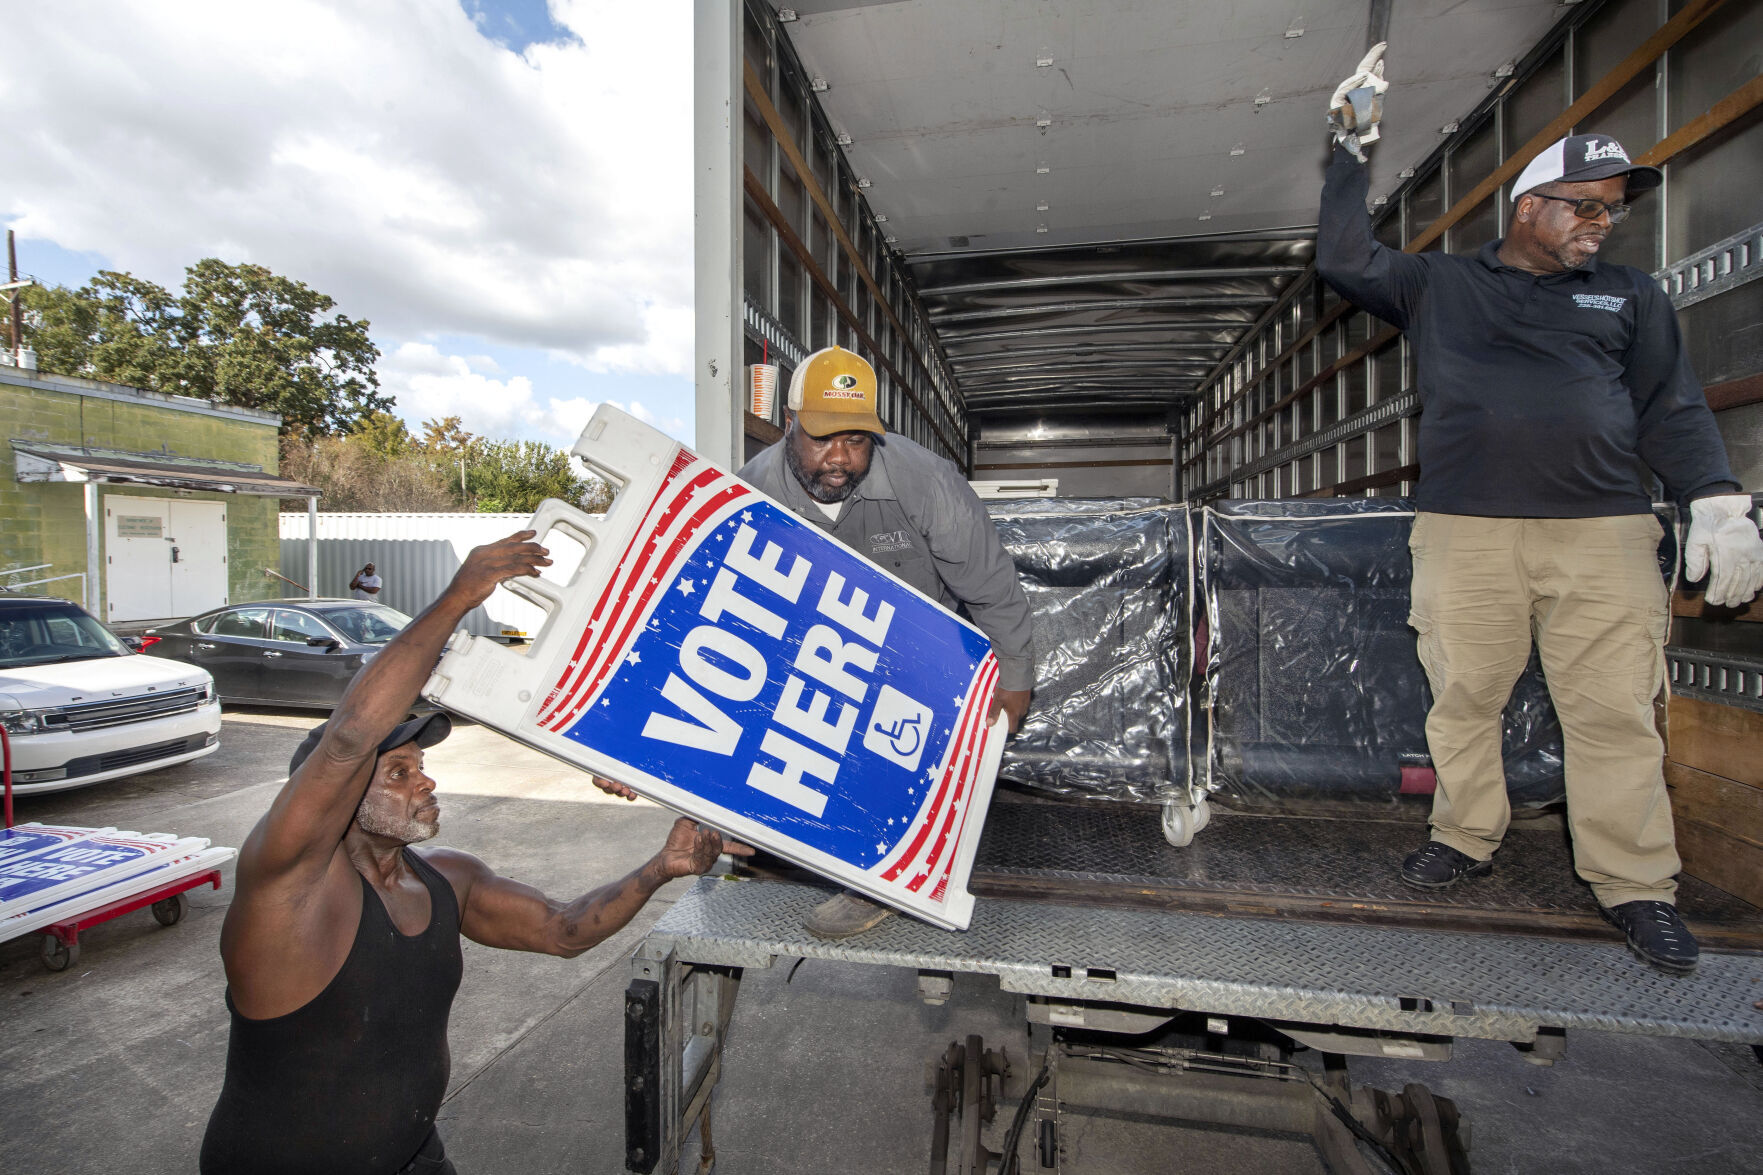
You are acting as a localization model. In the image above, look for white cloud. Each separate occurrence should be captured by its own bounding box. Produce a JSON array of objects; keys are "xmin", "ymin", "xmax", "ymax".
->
[
  {"xmin": 381, "ymin": 342, "xmax": 542, "ymax": 437},
  {"xmin": 1, "ymin": 0, "xmax": 694, "ymax": 376},
  {"xmin": 574, "ymin": 303, "xmax": 696, "ymax": 377},
  {"xmin": 381, "ymin": 343, "xmax": 687, "ymax": 451}
]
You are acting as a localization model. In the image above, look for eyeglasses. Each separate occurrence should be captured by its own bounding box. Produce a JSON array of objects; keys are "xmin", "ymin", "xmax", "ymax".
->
[{"xmin": 1530, "ymin": 193, "xmax": 1631, "ymax": 225}]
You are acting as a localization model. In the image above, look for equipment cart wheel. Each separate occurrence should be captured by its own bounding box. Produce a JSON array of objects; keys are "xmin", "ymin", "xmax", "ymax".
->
[
  {"xmin": 40, "ymin": 934, "xmax": 78, "ymax": 972},
  {"xmin": 1160, "ymin": 795, "xmax": 1212, "ymax": 848},
  {"xmin": 151, "ymin": 893, "xmax": 188, "ymax": 926}
]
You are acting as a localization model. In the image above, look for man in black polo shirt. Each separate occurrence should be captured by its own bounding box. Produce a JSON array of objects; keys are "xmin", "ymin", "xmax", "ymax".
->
[{"xmin": 1317, "ymin": 45, "xmax": 1763, "ymax": 976}]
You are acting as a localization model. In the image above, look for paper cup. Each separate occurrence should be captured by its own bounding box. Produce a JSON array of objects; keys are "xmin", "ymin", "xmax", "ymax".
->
[{"xmin": 749, "ymin": 363, "xmax": 778, "ymax": 420}]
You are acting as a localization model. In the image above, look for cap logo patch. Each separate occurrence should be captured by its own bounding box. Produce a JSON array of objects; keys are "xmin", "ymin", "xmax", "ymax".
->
[
  {"xmin": 1582, "ymin": 139, "xmax": 1629, "ymax": 163},
  {"xmin": 831, "ymin": 374, "xmax": 859, "ymax": 390},
  {"xmin": 821, "ymin": 387, "xmax": 868, "ymax": 400}
]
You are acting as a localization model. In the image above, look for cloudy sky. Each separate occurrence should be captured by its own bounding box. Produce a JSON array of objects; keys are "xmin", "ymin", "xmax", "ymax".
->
[{"xmin": 2, "ymin": 0, "xmax": 695, "ymax": 448}]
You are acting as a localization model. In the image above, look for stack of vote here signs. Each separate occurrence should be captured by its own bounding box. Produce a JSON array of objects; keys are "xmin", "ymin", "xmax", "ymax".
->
[{"xmin": 1, "ymin": 822, "xmax": 234, "ymax": 944}]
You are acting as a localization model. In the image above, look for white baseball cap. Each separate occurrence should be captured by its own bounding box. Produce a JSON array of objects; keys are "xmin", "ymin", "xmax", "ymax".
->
[{"xmin": 1511, "ymin": 133, "xmax": 1661, "ymax": 200}]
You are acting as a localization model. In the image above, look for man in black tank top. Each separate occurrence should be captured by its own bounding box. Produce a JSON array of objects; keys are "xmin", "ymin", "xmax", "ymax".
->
[{"xmin": 200, "ymin": 532, "xmax": 750, "ymax": 1174}]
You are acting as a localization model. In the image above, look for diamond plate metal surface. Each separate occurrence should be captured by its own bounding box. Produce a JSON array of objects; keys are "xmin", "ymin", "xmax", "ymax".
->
[
  {"xmin": 648, "ymin": 878, "xmax": 1763, "ymax": 1045},
  {"xmin": 972, "ymin": 803, "xmax": 1759, "ymax": 932}
]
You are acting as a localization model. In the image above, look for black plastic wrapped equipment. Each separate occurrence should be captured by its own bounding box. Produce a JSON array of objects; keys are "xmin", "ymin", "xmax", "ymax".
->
[
  {"xmin": 986, "ymin": 499, "xmax": 1191, "ymax": 801},
  {"xmin": 1201, "ymin": 499, "xmax": 1678, "ymax": 809}
]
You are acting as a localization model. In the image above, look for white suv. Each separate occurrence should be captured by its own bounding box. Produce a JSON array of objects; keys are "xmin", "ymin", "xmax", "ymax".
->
[{"xmin": 0, "ymin": 596, "xmax": 222, "ymax": 795}]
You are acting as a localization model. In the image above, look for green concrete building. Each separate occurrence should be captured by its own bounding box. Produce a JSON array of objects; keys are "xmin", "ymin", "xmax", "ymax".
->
[{"xmin": 2, "ymin": 365, "xmax": 318, "ymax": 625}]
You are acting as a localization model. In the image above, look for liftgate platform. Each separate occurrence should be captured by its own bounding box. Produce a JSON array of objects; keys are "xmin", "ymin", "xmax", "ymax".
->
[{"xmin": 620, "ymin": 791, "xmax": 1763, "ymax": 1174}]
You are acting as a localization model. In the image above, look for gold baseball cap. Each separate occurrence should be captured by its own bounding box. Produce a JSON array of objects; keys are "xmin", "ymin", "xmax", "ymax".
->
[{"xmin": 788, "ymin": 345, "xmax": 886, "ymax": 437}]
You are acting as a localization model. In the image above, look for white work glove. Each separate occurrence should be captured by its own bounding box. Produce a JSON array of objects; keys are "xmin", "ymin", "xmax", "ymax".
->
[
  {"xmin": 1684, "ymin": 494, "xmax": 1763, "ymax": 607},
  {"xmin": 1328, "ymin": 42, "xmax": 1389, "ymax": 162}
]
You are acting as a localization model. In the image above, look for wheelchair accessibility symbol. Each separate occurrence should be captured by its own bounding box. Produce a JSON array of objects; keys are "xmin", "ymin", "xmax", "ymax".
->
[
  {"xmin": 875, "ymin": 714, "xmax": 923, "ymax": 758},
  {"xmin": 863, "ymin": 684, "xmax": 932, "ymax": 772}
]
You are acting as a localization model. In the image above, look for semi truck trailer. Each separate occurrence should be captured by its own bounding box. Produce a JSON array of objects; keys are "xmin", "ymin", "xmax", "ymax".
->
[{"xmin": 624, "ymin": 1, "xmax": 1763, "ymax": 1170}]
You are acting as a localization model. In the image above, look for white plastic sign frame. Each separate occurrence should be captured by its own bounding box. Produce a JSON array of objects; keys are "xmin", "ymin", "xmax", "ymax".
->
[{"xmin": 424, "ymin": 406, "xmax": 1005, "ymax": 930}]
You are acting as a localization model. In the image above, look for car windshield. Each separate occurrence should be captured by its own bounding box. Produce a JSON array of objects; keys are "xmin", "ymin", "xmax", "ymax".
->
[
  {"xmin": 0, "ymin": 602, "xmax": 131, "ymax": 669},
  {"xmin": 322, "ymin": 605, "xmax": 412, "ymax": 645}
]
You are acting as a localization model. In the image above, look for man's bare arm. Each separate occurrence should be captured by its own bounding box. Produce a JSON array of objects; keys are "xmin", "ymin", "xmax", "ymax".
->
[
  {"xmin": 239, "ymin": 532, "xmax": 551, "ymax": 886},
  {"xmin": 427, "ymin": 818, "xmax": 752, "ymax": 957}
]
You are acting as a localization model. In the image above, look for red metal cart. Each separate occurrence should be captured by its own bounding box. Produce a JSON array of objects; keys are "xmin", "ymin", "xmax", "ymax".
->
[{"xmin": 3, "ymin": 726, "xmax": 226, "ymax": 971}]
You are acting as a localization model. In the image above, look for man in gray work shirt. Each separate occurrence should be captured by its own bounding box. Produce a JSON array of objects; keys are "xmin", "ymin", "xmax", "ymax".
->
[{"xmin": 742, "ymin": 344, "xmax": 1035, "ymax": 938}]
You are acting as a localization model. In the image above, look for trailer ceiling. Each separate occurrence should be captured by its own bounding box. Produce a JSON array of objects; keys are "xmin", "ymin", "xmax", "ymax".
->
[{"xmin": 779, "ymin": 0, "xmax": 1572, "ymax": 415}]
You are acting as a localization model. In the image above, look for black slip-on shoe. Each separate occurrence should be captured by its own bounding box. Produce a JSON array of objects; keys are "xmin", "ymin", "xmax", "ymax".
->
[
  {"xmin": 803, "ymin": 889, "xmax": 896, "ymax": 940},
  {"xmin": 1599, "ymin": 900, "xmax": 1700, "ymax": 976},
  {"xmin": 1400, "ymin": 841, "xmax": 1494, "ymax": 889}
]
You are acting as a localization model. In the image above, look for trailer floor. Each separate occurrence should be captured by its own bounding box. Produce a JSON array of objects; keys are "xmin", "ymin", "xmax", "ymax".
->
[{"xmin": 970, "ymin": 795, "xmax": 1763, "ymax": 951}]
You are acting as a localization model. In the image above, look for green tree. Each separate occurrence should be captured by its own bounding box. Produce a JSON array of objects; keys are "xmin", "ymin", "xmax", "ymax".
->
[
  {"xmin": 21, "ymin": 272, "xmax": 179, "ymax": 391},
  {"xmin": 349, "ymin": 411, "xmax": 415, "ymax": 459},
  {"xmin": 21, "ymin": 260, "xmax": 387, "ymax": 437},
  {"xmin": 463, "ymin": 439, "xmax": 592, "ymax": 514},
  {"xmin": 279, "ymin": 430, "xmax": 458, "ymax": 513},
  {"xmin": 420, "ymin": 415, "xmax": 478, "ymax": 453}
]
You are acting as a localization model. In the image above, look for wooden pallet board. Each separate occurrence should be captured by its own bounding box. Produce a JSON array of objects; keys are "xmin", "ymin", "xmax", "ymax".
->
[{"xmin": 1668, "ymin": 694, "xmax": 1763, "ymax": 907}]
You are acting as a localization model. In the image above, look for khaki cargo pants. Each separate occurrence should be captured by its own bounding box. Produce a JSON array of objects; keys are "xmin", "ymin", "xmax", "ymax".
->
[{"xmin": 1408, "ymin": 512, "xmax": 1679, "ymax": 906}]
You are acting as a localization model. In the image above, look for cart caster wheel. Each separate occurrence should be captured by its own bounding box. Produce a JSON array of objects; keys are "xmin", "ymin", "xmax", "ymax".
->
[
  {"xmin": 151, "ymin": 893, "xmax": 188, "ymax": 927},
  {"xmin": 1160, "ymin": 796, "xmax": 1212, "ymax": 848},
  {"xmin": 40, "ymin": 935, "xmax": 78, "ymax": 972}
]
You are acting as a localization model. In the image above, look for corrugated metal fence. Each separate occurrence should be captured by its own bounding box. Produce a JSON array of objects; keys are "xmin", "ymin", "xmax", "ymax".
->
[{"xmin": 278, "ymin": 513, "xmax": 548, "ymax": 641}]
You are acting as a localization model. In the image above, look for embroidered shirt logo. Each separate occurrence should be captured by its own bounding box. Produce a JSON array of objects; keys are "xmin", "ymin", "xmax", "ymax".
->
[
  {"xmin": 1572, "ymin": 293, "xmax": 1627, "ymax": 313},
  {"xmin": 869, "ymin": 529, "xmax": 914, "ymax": 553},
  {"xmin": 1581, "ymin": 139, "xmax": 1629, "ymax": 164}
]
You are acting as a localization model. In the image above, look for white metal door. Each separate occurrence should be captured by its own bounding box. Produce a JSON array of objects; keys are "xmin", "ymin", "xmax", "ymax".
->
[
  {"xmin": 169, "ymin": 500, "xmax": 228, "ymax": 616},
  {"xmin": 105, "ymin": 497, "xmax": 173, "ymax": 621}
]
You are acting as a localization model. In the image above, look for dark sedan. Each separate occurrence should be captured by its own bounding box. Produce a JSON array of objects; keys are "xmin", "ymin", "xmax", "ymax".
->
[{"xmin": 144, "ymin": 599, "xmax": 414, "ymax": 709}]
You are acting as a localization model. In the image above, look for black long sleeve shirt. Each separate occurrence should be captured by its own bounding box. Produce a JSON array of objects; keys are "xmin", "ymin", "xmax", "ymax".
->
[{"xmin": 1317, "ymin": 145, "xmax": 1737, "ymax": 516}]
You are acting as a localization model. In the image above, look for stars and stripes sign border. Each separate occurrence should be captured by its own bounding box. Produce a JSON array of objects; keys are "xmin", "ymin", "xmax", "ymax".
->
[{"xmin": 535, "ymin": 448, "xmax": 753, "ymax": 733}]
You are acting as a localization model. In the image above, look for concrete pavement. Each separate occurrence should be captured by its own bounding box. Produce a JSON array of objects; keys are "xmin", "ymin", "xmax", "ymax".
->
[{"xmin": 3, "ymin": 709, "xmax": 1761, "ymax": 1173}]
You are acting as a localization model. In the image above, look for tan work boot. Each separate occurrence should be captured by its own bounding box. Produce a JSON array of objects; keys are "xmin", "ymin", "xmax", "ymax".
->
[{"xmin": 803, "ymin": 889, "xmax": 894, "ymax": 940}]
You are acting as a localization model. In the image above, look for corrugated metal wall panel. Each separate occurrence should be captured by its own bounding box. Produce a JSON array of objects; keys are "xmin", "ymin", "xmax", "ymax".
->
[{"xmin": 277, "ymin": 514, "xmax": 548, "ymax": 640}]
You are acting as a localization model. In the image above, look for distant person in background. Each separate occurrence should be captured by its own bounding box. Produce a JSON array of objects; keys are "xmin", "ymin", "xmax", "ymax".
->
[{"xmin": 350, "ymin": 563, "xmax": 382, "ymax": 601}]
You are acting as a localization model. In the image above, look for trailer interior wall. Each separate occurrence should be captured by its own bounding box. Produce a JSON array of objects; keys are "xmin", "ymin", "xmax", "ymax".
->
[
  {"xmin": 714, "ymin": 0, "xmax": 972, "ymax": 471},
  {"xmin": 1180, "ymin": 0, "xmax": 1763, "ymax": 502},
  {"xmin": 972, "ymin": 413, "xmax": 1178, "ymax": 499}
]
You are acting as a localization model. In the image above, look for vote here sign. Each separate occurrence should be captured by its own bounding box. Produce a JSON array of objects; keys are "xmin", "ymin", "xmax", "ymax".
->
[
  {"xmin": 0, "ymin": 824, "xmax": 106, "ymax": 867},
  {"xmin": 425, "ymin": 408, "xmax": 1005, "ymax": 930},
  {"xmin": 0, "ymin": 832, "xmax": 206, "ymax": 917}
]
